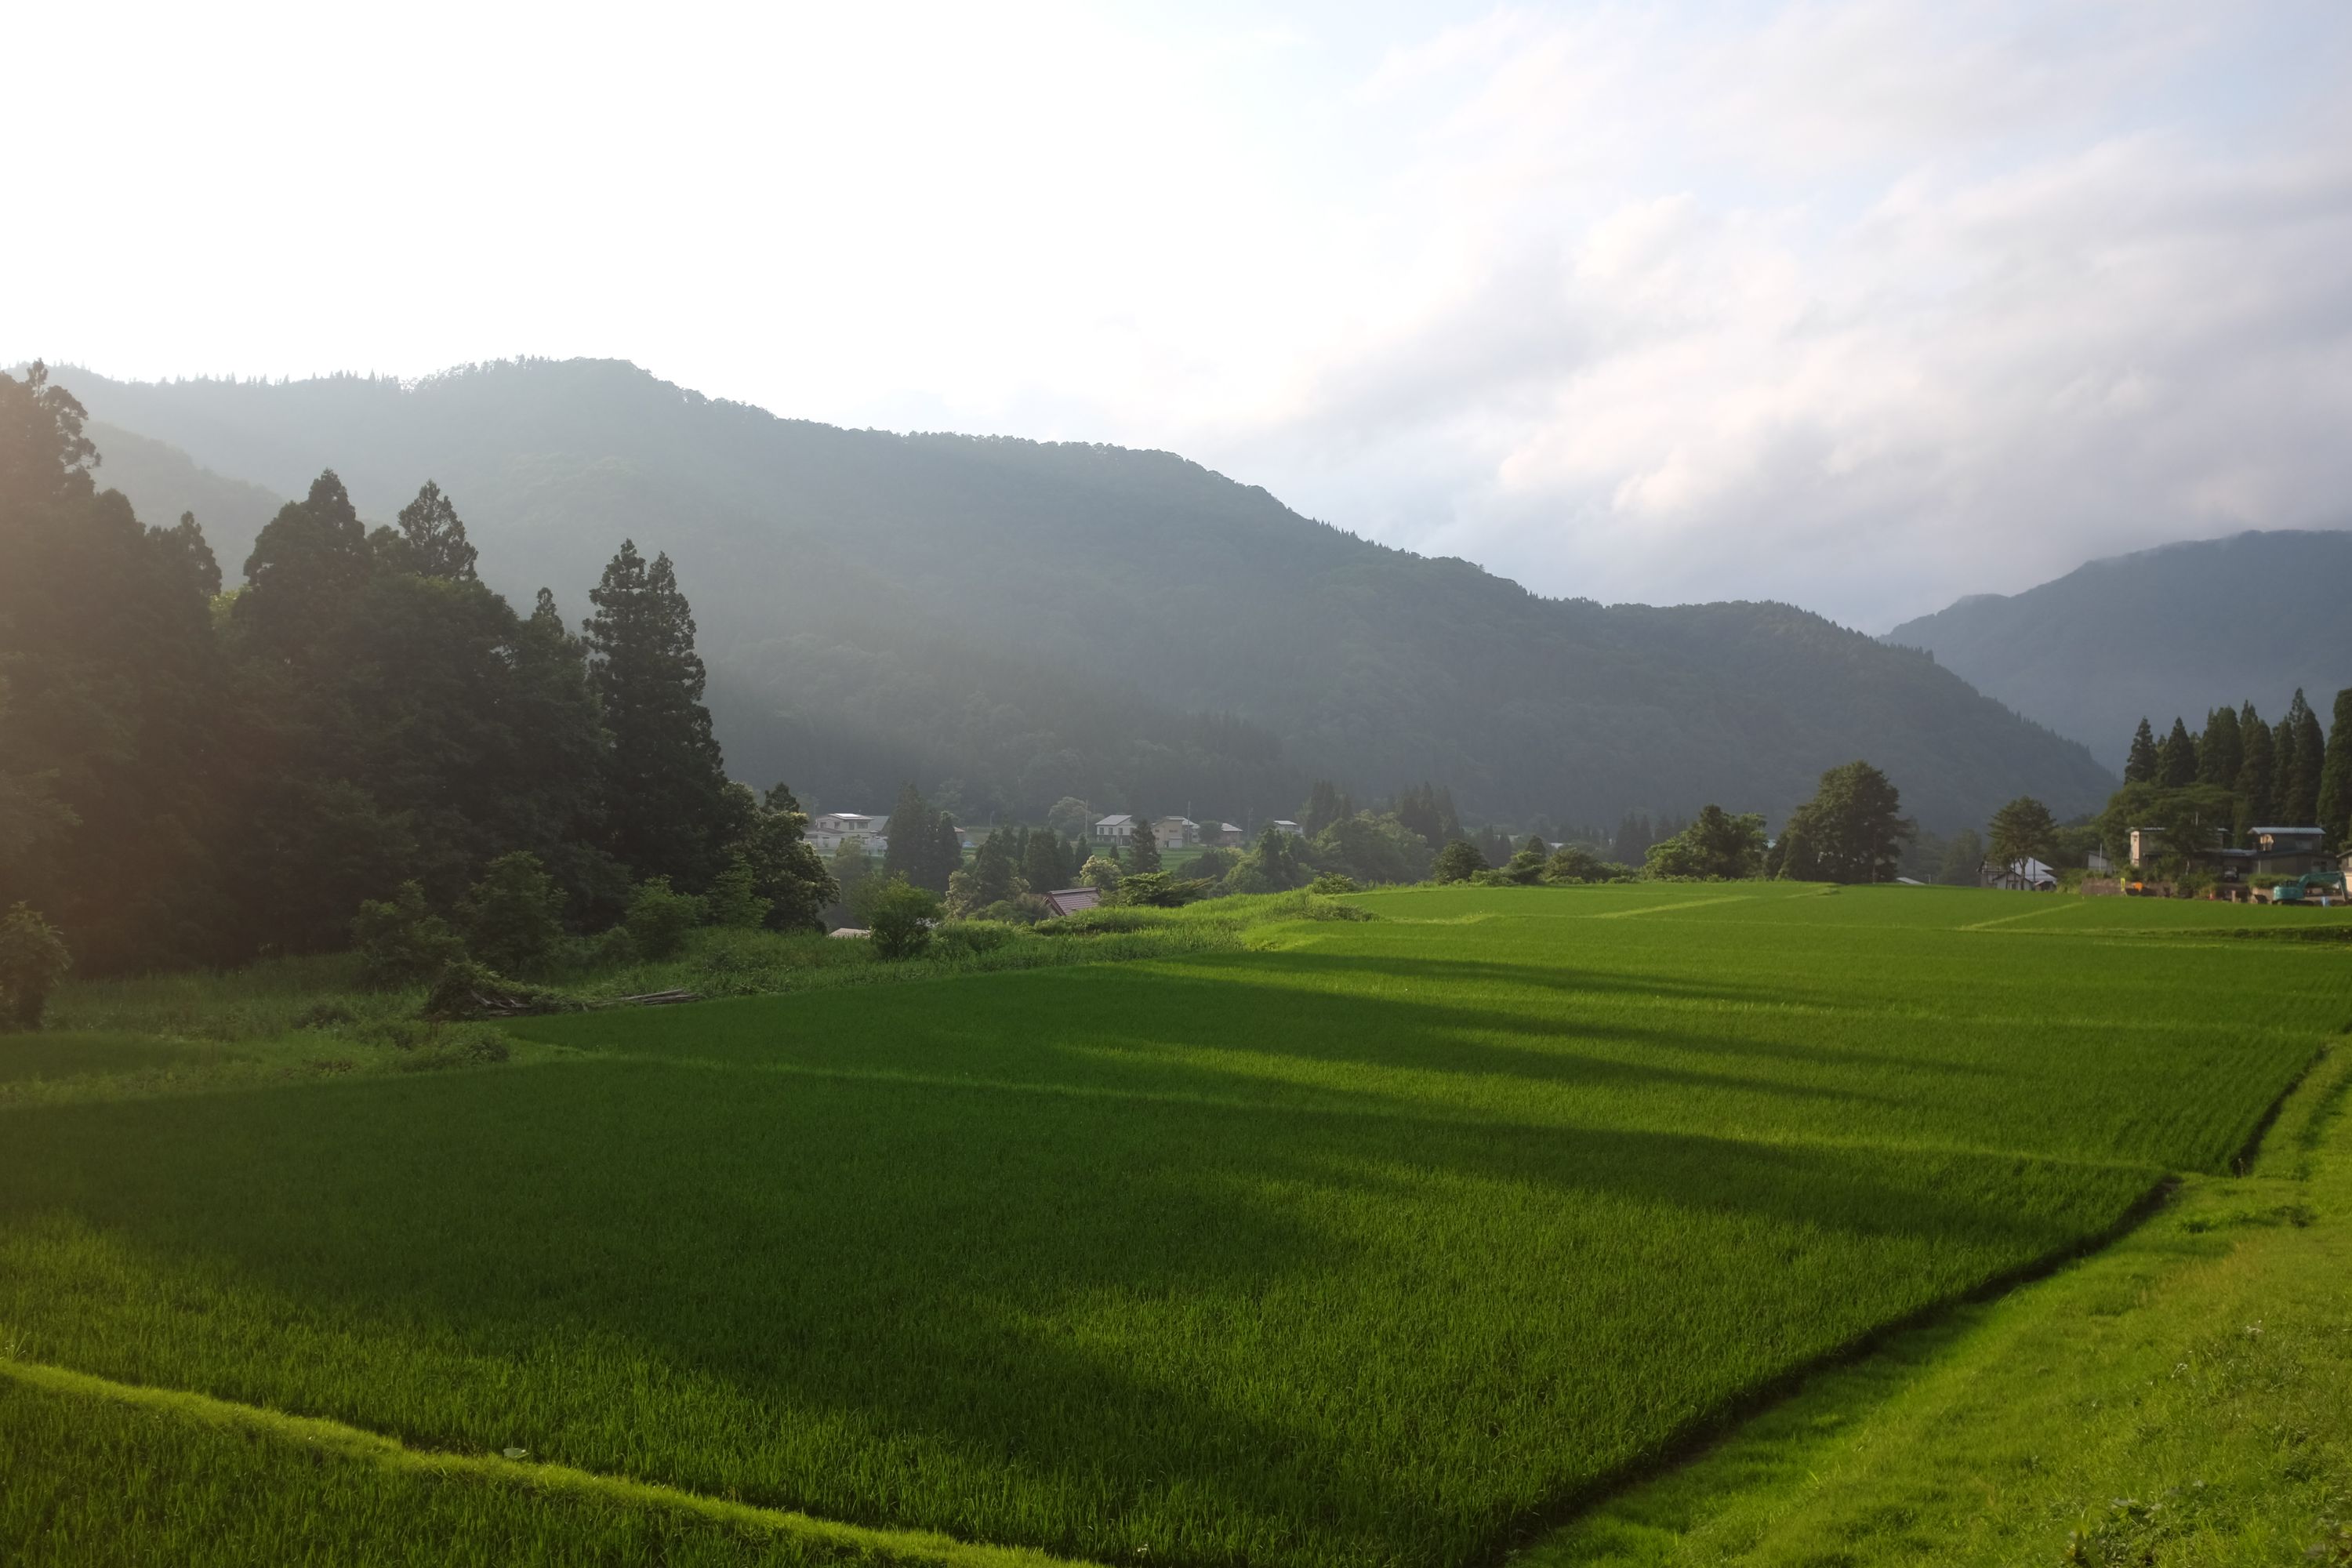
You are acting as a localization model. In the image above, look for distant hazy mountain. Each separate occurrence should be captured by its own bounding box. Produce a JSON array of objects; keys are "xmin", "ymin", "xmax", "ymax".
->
[
  {"xmin": 1886, "ymin": 531, "xmax": 2352, "ymax": 771},
  {"xmin": 82, "ymin": 420, "xmax": 285, "ymax": 571},
  {"xmin": 49, "ymin": 359, "xmax": 2112, "ymax": 832}
]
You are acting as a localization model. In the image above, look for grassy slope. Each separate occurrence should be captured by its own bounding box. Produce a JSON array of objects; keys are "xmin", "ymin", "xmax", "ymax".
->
[
  {"xmin": 1531, "ymin": 1044, "xmax": 2352, "ymax": 1567},
  {"xmin": 1, "ymin": 884, "xmax": 2347, "ymax": 1568}
]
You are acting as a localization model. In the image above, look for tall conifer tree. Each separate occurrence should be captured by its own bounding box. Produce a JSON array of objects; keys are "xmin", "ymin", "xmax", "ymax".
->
[
  {"xmin": 2123, "ymin": 719, "xmax": 2159, "ymax": 784},
  {"xmin": 2157, "ymin": 717, "xmax": 2198, "ymax": 789},
  {"xmin": 2197, "ymin": 706, "xmax": 2242, "ymax": 789},
  {"xmin": 1127, "ymin": 815, "xmax": 1163, "ymax": 873},
  {"xmin": 584, "ymin": 541, "xmax": 730, "ymax": 887},
  {"xmin": 2237, "ymin": 705, "xmax": 2275, "ymax": 828},
  {"xmin": 2318, "ymin": 688, "xmax": 2352, "ymax": 850}
]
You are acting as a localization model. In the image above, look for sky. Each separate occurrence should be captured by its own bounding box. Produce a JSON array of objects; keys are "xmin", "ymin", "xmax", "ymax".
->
[{"xmin": 11, "ymin": 0, "xmax": 2352, "ymax": 630}]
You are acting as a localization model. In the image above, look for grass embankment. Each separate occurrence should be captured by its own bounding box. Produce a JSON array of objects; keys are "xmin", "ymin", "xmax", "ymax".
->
[
  {"xmin": 1533, "ymin": 1044, "xmax": 2352, "ymax": 1567},
  {"xmin": 2, "ymin": 884, "xmax": 2348, "ymax": 1568},
  {"xmin": 16, "ymin": 894, "xmax": 1316, "ymax": 1105}
]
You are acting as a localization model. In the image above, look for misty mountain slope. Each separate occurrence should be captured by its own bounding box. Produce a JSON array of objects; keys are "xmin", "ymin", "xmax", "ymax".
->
[
  {"xmin": 53, "ymin": 358, "xmax": 2112, "ymax": 830},
  {"xmin": 1886, "ymin": 530, "xmax": 2352, "ymax": 770},
  {"xmin": 80, "ymin": 420, "xmax": 286, "ymax": 568}
]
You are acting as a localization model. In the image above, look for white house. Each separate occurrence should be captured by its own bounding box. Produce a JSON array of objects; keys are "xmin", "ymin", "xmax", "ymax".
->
[
  {"xmin": 808, "ymin": 812, "xmax": 887, "ymax": 852},
  {"xmin": 1093, "ymin": 814, "xmax": 1137, "ymax": 844}
]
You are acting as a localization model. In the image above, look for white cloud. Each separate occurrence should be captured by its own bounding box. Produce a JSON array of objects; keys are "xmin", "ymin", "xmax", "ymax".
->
[{"xmin": 9, "ymin": 0, "xmax": 2350, "ymax": 628}]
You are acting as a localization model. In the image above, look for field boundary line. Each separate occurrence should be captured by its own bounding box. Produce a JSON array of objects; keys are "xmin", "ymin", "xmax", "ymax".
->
[
  {"xmin": 1591, "ymin": 894, "xmax": 1755, "ymax": 919},
  {"xmin": 0, "ymin": 1355, "xmax": 1103, "ymax": 1568},
  {"xmin": 1958, "ymin": 903, "xmax": 2076, "ymax": 931}
]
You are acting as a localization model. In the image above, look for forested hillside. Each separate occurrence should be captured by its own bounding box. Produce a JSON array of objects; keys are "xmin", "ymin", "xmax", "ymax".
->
[
  {"xmin": 1887, "ymin": 530, "xmax": 2352, "ymax": 771},
  {"xmin": 50, "ymin": 359, "xmax": 2113, "ymax": 829}
]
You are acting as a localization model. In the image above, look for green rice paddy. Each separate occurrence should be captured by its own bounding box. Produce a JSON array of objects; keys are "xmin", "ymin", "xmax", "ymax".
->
[{"xmin": 3, "ymin": 882, "xmax": 2348, "ymax": 1568}]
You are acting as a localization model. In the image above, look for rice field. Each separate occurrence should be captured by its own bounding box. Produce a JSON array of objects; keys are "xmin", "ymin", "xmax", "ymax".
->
[{"xmin": 3, "ymin": 881, "xmax": 2348, "ymax": 1568}]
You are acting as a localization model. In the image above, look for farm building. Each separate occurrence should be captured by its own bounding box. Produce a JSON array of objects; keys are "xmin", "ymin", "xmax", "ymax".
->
[
  {"xmin": 1267, "ymin": 819, "xmax": 1304, "ymax": 837},
  {"xmin": 1207, "ymin": 822, "xmax": 1247, "ymax": 848},
  {"xmin": 1983, "ymin": 856, "xmax": 2059, "ymax": 891},
  {"xmin": 1040, "ymin": 887, "xmax": 1101, "ymax": 917},
  {"xmin": 2249, "ymin": 826, "xmax": 2331, "ymax": 877}
]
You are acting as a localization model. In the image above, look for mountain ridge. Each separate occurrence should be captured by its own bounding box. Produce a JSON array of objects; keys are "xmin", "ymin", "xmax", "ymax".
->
[
  {"xmin": 1886, "ymin": 528, "xmax": 2352, "ymax": 770},
  {"xmin": 43, "ymin": 358, "xmax": 2114, "ymax": 832}
]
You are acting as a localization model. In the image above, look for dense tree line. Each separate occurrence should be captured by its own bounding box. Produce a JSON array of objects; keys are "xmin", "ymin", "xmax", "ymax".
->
[
  {"xmin": 2113, "ymin": 691, "xmax": 2350, "ymax": 856},
  {"xmin": 0, "ymin": 365, "xmax": 829, "ymax": 977}
]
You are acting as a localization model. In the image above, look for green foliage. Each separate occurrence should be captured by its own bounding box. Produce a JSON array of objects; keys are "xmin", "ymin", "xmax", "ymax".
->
[
  {"xmin": 622, "ymin": 877, "xmax": 706, "ymax": 960},
  {"xmin": 1985, "ymin": 796, "xmax": 2060, "ymax": 868},
  {"xmin": 1432, "ymin": 839, "xmax": 1488, "ymax": 883},
  {"xmin": 1299, "ymin": 780, "xmax": 1351, "ymax": 839},
  {"xmin": 881, "ymin": 784, "xmax": 960, "ymax": 895},
  {"xmin": 1935, "ymin": 826, "xmax": 1987, "ymax": 884},
  {"xmin": 2157, "ymin": 716, "xmax": 2198, "ymax": 789},
  {"xmin": 1078, "ymin": 854, "xmax": 1123, "ymax": 891},
  {"xmin": 2097, "ymin": 782, "xmax": 2237, "ymax": 875},
  {"xmin": 0, "ymin": 902, "xmax": 72, "ymax": 1030},
  {"xmin": 2321, "ymin": 688, "xmax": 2352, "ymax": 850},
  {"xmin": 351, "ymin": 883, "xmax": 466, "ymax": 989},
  {"xmin": 724, "ymin": 783, "xmax": 837, "ymax": 933},
  {"xmin": 860, "ymin": 875, "xmax": 940, "ymax": 960},
  {"xmin": 1125, "ymin": 816, "xmax": 1163, "ymax": 874},
  {"xmin": 1540, "ymin": 845, "xmax": 1621, "ymax": 884},
  {"xmin": 419, "ymin": 960, "xmax": 517, "ymax": 1023},
  {"xmin": 371, "ymin": 480, "xmax": 478, "ymax": 581},
  {"xmin": 458, "ymin": 852, "xmax": 567, "ymax": 975},
  {"xmin": 2277, "ymin": 688, "xmax": 2326, "ymax": 826},
  {"xmin": 586, "ymin": 541, "xmax": 732, "ymax": 890},
  {"xmin": 704, "ymin": 854, "xmax": 769, "ymax": 930},
  {"xmin": 947, "ymin": 829, "xmax": 1025, "ymax": 916},
  {"xmin": 1312, "ymin": 811, "xmax": 1432, "ymax": 887},
  {"xmin": 1771, "ymin": 764, "xmax": 1911, "ymax": 884},
  {"xmin": 1646, "ymin": 805, "xmax": 1768, "ymax": 880},
  {"xmin": 2124, "ymin": 717, "xmax": 2159, "ymax": 784},
  {"xmin": 1116, "ymin": 871, "xmax": 1213, "ymax": 908},
  {"xmin": 1307, "ymin": 873, "xmax": 1358, "ymax": 895}
]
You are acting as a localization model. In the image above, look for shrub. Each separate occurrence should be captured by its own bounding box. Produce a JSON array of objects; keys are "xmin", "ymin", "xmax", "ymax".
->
[
  {"xmin": 705, "ymin": 852, "xmax": 771, "ymax": 930},
  {"xmin": 459, "ymin": 851, "xmax": 568, "ymax": 975},
  {"xmin": 582, "ymin": 924, "xmax": 641, "ymax": 970},
  {"xmin": 624, "ymin": 877, "xmax": 707, "ymax": 960},
  {"xmin": 0, "ymin": 903, "xmax": 72, "ymax": 1031},
  {"xmin": 862, "ymin": 876, "xmax": 942, "ymax": 960},
  {"xmin": 1118, "ymin": 872, "xmax": 1212, "ymax": 908},
  {"xmin": 1541, "ymin": 845, "xmax": 1623, "ymax": 884},
  {"xmin": 1432, "ymin": 840, "xmax": 1487, "ymax": 883},
  {"xmin": 420, "ymin": 959, "xmax": 512, "ymax": 1022},
  {"xmin": 1308, "ymin": 873, "xmax": 1359, "ymax": 895},
  {"xmin": 934, "ymin": 920, "xmax": 1020, "ymax": 959},
  {"xmin": 352, "ymin": 883, "xmax": 467, "ymax": 989},
  {"xmin": 1079, "ymin": 855, "xmax": 1123, "ymax": 891}
]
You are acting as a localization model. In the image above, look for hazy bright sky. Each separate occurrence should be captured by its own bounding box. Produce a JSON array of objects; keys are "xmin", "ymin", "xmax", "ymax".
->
[{"xmin": 12, "ymin": 1, "xmax": 2351, "ymax": 628}]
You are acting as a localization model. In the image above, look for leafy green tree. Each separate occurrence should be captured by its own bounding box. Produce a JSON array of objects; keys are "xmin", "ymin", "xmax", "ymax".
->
[
  {"xmin": 0, "ymin": 902, "xmax": 71, "ymax": 1030},
  {"xmin": 1771, "ymin": 764, "xmax": 1911, "ymax": 884},
  {"xmin": 1312, "ymin": 812, "xmax": 1432, "ymax": 886},
  {"xmin": 930, "ymin": 811, "xmax": 967, "ymax": 891},
  {"xmin": 586, "ymin": 541, "xmax": 731, "ymax": 887},
  {"xmin": 371, "ymin": 481, "xmax": 479, "ymax": 581},
  {"xmin": 353, "ymin": 882, "xmax": 467, "ymax": 988},
  {"xmin": 1936, "ymin": 827, "xmax": 1986, "ymax": 885},
  {"xmin": 459, "ymin": 851, "xmax": 568, "ymax": 974},
  {"xmin": 948, "ymin": 828, "xmax": 1025, "ymax": 915},
  {"xmin": 1300, "ymin": 781, "xmax": 1348, "ymax": 838},
  {"xmin": 1501, "ymin": 835, "xmax": 1550, "ymax": 884},
  {"xmin": 1541, "ymin": 844, "xmax": 1616, "ymax": 884},
  {"xmin": 1045, "ymin": 797, "xmax": 1091, "ymax": 841},
  {"xmin": 1079, "ymin": 854, "xmax": 1123, "ymax": 891},
  {"xmin": 2098, "ymin": 782, "xmax": 2234, "ymax": 877},
  {"xmin": 1432, "ymin": 839, "xmax": 1486, "ymax": 883},
  {"xmin": 725, "ymin": 782, "xmax": 837, "ymax": 931},
  {"xmin": 1986, "ymin": 797, "xmax": 2060, "ymax": 869},
  {"xmin": 1127, "ymin": 815, "xmax": 1163, "ymax": 874},
  {"xmin": 705, "ymin": 854, "xmax": 769, "ymax": 928},
  {"xmin": 238, "ymin": 470, "xmax": 374, "ymax": 661},
  {"xmin": 859, "ymin": 875, "xmax": 939, "ymax": 960},
  {"xmin": 2157, "ymin": 717, "xmax": 2198, "ymax": 789},
  {"xmin": 829, "ymin": 837, "xmax": 876, "ymax": 918},
  {"xmin": 1646, "ymin": 805, "xmax": 1767, "ymax": 880},
  {"xmin": 2318, "ymin": 688, "xmax": 2352, "ymax": 850},
  {"xmin": 2123, "ymin": 719, "xmax": 2159, "ymax": 785},
  {"xmin": 623, "ymin": 877, "xmax": 706, "ymax": 959}
]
